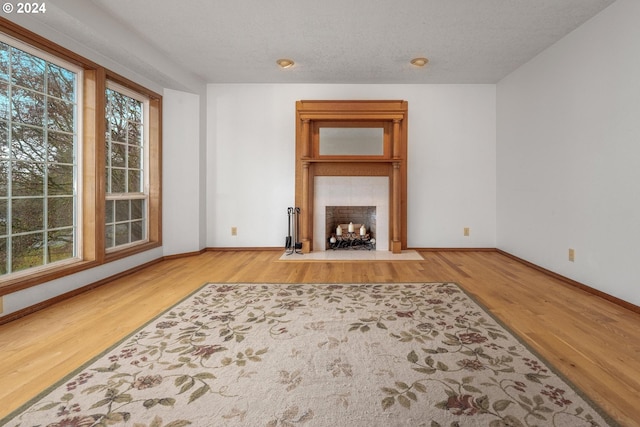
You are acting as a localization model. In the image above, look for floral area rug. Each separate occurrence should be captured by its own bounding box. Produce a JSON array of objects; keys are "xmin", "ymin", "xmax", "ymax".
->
[{"xmin": 2, "ymin": 282, "xmax": 619, "ymax": 427}]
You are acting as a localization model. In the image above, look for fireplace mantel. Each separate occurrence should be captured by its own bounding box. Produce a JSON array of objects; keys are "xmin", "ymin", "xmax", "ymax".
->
[{"xmin": 294, "ymin": 100, "xmax": 408, "ymax": 253}]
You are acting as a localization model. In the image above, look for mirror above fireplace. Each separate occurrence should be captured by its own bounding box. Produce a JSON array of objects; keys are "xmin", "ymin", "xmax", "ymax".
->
[{"xmin": 318, "ymin": 126, "xmax": 385, "ymax": 157}]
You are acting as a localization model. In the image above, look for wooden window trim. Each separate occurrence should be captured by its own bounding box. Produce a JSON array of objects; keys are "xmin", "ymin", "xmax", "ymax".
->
[{"xmin": 0, "ymin": 18, "xmax": 162, "ymax": 296}]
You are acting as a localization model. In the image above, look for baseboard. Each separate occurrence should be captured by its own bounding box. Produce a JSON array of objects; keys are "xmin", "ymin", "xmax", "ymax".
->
[
  {"xmin": 163, "ymin": 249, "xmax": 207, "ymax": 260},
  {"xmin": 206, "ymin": 247, "xmax": 284, "ymax": 252},
  {"xmin": 410, "ymin": 247, "xmax": 496, "ymax": 252},
  {"xmin": 212, "ymin": 247, "xmax": 495, "ymax": 252},
  {"xmin": 497, "ymin": 249, "xmax": 640, "ymax": 315}
]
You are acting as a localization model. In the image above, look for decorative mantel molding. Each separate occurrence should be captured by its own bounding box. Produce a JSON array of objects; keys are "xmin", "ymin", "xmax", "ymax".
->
[{"xmin": 294, "ymin": 100, "xmax": 408, "ymax": 254}]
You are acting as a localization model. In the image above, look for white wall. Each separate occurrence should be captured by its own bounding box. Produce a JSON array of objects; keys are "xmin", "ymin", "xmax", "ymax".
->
[
  {"xmin": 163, "ymin": 89, "xmax": 203, "ymax": 256},
  {"xmin": 207, "ymin": 84, "xmax": 496, "ymax": 249},
  {"xmin": 497, "ymin": 0, "xmax": 640, "ymax": 305}
]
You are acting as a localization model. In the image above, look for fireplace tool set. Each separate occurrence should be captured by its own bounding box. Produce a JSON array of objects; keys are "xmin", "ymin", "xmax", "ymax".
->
[{"xmin": 285, "ymin": 207, "xmax": 302, "ymax": 255}]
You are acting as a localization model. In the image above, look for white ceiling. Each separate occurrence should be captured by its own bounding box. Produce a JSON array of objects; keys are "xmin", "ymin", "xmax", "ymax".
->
[{"xmin": 28, "ymin": 0, "xmax": 617, "ymax": 85}]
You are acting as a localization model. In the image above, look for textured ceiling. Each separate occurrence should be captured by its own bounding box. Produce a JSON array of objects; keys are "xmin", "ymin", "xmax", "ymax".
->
[{"xmin": 25, "ymin": 0, "xmax": 617, "ymax": 85}]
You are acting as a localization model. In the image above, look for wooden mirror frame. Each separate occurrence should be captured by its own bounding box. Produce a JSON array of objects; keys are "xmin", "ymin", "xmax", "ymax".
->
[{"xmin": 294, "ymin": 100, "xmax": 408, "ymax": 253}]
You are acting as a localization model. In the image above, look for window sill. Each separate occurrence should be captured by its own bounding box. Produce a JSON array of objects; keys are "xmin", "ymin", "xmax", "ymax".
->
[{"xmin": 104, "ymin": 241, "xmax": 162, "ymax": 263}]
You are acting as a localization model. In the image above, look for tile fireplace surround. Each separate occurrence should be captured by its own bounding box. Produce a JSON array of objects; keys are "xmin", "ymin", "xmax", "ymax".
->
[{"xmin": 314, "ymin": 177, "xmax": 389, "ymax": 252}]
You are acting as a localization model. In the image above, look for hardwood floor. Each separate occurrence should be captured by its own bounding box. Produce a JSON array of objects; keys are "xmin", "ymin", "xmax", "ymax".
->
[{"xmin": 1, "ymin": 250, "xmax": 639, "ymax": 425}]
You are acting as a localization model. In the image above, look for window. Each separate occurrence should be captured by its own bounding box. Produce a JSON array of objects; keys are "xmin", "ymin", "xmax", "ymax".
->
[
  {"xmin": 0, "ymin": 37, "xmax": 81, "ymax": 276},
  {"xmin": 105, "ymin": 83, "xmax": 148, "ymax": 250},
  {"xmin": 0, "ymin": 20, "xmax": 162, "ymax": 294}
]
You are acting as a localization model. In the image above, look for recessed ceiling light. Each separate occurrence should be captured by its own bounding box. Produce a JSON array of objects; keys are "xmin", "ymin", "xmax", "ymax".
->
[
  {"xmin": 276, "ymin": 58, "xmax": 295, "ymax": 69},
  {"xmin": 410, "ymin": 57, "xmax": 429, "ymax": 67}
]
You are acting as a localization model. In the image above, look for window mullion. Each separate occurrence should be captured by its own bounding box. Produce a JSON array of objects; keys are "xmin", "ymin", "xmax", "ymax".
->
[
  {"xmin": 6, "ymin": 66, "xmax": 12, "ymax": 274},
  {"xmin": 43, "ymin": 61, "xmax": 48, "ymax": 265}
]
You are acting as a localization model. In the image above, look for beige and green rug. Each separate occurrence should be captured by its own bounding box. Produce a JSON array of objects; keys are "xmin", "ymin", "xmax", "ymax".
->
[{"xmin": 1, "ymin": 283, "xmax": 619, "ymax": 426}]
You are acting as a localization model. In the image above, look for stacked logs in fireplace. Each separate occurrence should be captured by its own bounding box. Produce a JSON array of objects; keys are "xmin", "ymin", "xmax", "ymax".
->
[{"xmin": 328, "ymin": 223, "xmax": 376, "ymax": 250}]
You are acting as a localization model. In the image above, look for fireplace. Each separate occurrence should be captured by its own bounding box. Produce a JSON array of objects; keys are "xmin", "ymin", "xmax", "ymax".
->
[
  {"xmin": 294, "ymin": 100, "xmax": 408, "ymax": 253},
  {"xmin": 326, "ymin": 206, "xmax": 376, "ymax": 250}
]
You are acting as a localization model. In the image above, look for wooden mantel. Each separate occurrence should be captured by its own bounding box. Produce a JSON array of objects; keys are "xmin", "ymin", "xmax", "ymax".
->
[{"xmin": 294, "ymin": 100, "xmax": 408, "ymax": 253}]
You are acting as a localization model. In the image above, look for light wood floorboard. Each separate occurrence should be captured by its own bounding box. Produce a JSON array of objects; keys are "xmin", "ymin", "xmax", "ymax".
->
[{"xmin": 0, "ymin": 250, "xmax": 639, "ymax": 425}]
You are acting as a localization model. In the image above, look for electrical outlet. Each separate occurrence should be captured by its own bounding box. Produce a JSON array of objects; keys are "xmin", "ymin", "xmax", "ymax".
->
[
  {"xmin": 231, "ymin": 227, "xmax": 237, "ymax": 236},
  {"xmin": 568, "ymin": 248, "xmax": 575, "ymax": 262},
  {"xmin": 464, "ymin": 227, "xmax": 470, "ymax": 237}
]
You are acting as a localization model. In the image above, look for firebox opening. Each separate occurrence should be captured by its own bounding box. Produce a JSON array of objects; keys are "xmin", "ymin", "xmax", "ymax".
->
[{"xmin": 326, "ymin": 206, "xmax": 376, "ymax": 250}]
